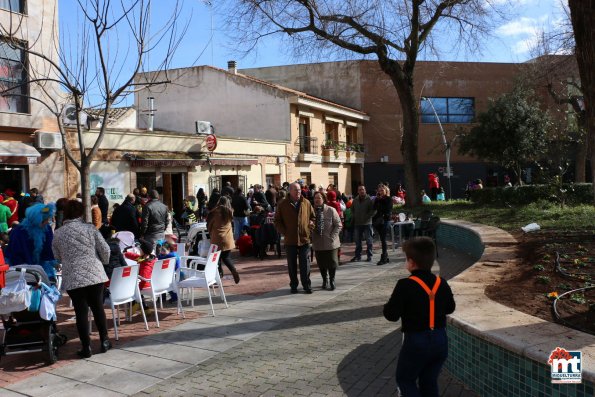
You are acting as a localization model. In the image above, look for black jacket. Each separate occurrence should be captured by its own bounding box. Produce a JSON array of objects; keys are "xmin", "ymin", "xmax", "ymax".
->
[
  {"xmin": 221, "ymin": 185, "xmax": 234, "ymax": 197},
  {"xmin": 251, "ymin": 191, "xmax": 270, "ymax": 211},
  {"xmin": 141, "ymin": 199, "xmax": 169, "ymax": 236},
  {"xmin": 98, "ymin": 194, "xmax": 109, "ymax": 223},
  {"xmin": 103, "ymin": 239, "xmax": 127, "ymax": 279},
  {"xmin": 373, "ymin": 195, "xmax": 393, "ymax": 222},
  {"xmin": 111, "ymin": 200, "xmax": 140, "ymax": 237},
  {"xmin": 231, "ymin": 193, "xmax": 249, "ymax": 217},
  {"xmin": 384, "ymin": 270, "xmax": 455, "ymax": 332}
]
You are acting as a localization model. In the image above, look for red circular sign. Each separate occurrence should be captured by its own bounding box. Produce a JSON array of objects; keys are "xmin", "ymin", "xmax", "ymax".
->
[{"xmin": 206, "ymin": 134, "xmax": 217, "ymax": 152}]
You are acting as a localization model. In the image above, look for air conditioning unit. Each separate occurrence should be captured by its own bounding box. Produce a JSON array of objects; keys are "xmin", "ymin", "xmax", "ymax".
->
[
  {"xmin": 35, "ymin": 131, "xmax": 63, "ymax": 150},
  {"xmin": 195, "ymin": 120, "xmax": 213, "ymax": 135},
  {"xmin": 62, "ymin": 103, "xmax": 88, "ymax": 126}
]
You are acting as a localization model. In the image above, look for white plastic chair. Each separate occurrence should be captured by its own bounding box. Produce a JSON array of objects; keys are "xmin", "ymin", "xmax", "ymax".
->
[
  {"xmin": 181, "ymin": 243, "xmax": 219, "ymax": 270},
  {"xmin": 114, "ymin": 231, "xmax": 135, "ymax": 252},
  {"xmin": 107, "ymin": 264, "xmax": 148, "ymax": 340},
  {"xmin": 139, "ymin": 258, "xmax": 183, "ymax": 327},
  {"xmin": 177, "ymin": 250, "xmax": 228, "ymax": 316},
  {"xmin": 176, "ymin": 242, "xmax": 186, "ymax": 257}
]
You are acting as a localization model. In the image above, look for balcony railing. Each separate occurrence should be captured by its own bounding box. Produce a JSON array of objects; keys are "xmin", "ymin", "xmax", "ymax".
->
[
  {"xmin": 295, "ymin": 136, "xmax": 318, "ymax": 154},
  {"xmin": 321, "ymin": 140, "xmax": 365, "ymax": 153}
]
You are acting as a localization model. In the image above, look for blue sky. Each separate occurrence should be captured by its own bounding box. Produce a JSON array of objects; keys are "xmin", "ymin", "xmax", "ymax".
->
[
  {"xmin": 59, "ymin": 0, "xmax": 567, "ymax": 70},
  {"xmin": 57, "ymin": 0, "xmax": 567, "ymax": 105}
]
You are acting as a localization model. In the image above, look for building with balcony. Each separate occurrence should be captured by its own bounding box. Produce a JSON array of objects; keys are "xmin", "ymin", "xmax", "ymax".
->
[
  {"xmin": 0, "ymin": 1, "xmax": 64, "ymax": 202},
  {"xmin": 241, "ymin": 60, "xmax": 557, "ymax": 198},
  {"xmin": 120, "ymin": 62, "xmax": 369, "ymax": 198}
]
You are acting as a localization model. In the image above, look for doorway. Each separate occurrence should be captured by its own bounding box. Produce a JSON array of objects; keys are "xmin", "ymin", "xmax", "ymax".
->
[
  {"xmin": 162, "ymin": 173, "xmax": 185, "ymax": 216},
  {"xmin": 0, "ymin": 166, "xmax": 26, "ymax": 195}
]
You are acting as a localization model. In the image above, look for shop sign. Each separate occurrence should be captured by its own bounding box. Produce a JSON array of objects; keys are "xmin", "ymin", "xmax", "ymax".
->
[
  {"xmin": 206, "ymin": 134, "xmax": 217, "ymax": 152},
  {"xmin": 90, "ymin": 172, "xmax": 126, "ymax": 202}
]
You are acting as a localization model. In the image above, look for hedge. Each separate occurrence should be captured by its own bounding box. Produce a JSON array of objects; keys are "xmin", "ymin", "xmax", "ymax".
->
[{"xmin": 468, "ymin": 183, "xmax": 593, "ymax": 205}]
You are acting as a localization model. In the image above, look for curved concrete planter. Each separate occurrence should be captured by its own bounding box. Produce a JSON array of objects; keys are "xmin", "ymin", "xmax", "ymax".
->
[{"xmin": 438, "ymin": 220, "xmax": 595, "ymax": 396}]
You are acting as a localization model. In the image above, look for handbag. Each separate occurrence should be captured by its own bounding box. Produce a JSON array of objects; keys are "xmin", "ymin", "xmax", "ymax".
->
[{"xmin": 0, "ymin": 268, "xmax": 31, "ymax": 314}]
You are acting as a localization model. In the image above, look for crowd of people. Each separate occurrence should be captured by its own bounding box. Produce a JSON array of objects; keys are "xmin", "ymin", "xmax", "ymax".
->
[{"xmin": 0, "ymin": 180, "xmax": 456, "ymax": 396}]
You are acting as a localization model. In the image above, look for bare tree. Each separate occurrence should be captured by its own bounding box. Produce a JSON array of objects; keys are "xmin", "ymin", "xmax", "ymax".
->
[
  {"xmin": 568, "ymin": 0, "xmax": 595, "ymax": 204},
  {"xmin": 0, "ymin": 0, "xmax": 189, "ymax": 219},
  {"xmin": 225, "ymin": 0, "xmax": 508, "ymax": 205},
  {"xmin": 528, "ymin": 2, "xmax": 587, "ymax": 182}
]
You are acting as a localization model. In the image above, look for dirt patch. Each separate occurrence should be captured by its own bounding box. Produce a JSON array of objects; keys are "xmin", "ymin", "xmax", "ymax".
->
[{"xmin": 485, "ymin": 228, "xmax": 595, "ymax": 335}]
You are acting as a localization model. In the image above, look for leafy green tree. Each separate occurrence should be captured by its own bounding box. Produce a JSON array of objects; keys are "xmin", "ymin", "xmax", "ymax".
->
[{"xmin": 458, "ymin": 88, "xmax": 552, "ymax": 185}]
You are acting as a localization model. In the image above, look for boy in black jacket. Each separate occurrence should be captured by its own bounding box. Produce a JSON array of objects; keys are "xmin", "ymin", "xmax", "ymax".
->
[{"xmin": 384, "ymin": 237, "xmax": 456, "ymax": 397}]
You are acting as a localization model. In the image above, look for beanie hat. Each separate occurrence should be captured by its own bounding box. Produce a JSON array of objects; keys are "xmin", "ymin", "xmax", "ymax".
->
[
  {"xmin": 326, "ymin": 190, "xmax": 337, "ymax": 201},
  {"xmin": 138, "ymin": 238, "xmax": 154, "ymax": 255}
]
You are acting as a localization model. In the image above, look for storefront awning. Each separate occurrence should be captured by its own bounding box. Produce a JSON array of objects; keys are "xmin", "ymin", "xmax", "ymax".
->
[
  {"xmin": 0, "ymin": 141, "xmax": 41, "ymax": 165},
  {"xmin": 130, "ymin": 158, "xmax": 259, "ymax": 167},
  {"xmin": 199, "ymin": 158, "xmax": 259, "ymax": 166},
  {"xmin": 130, "ymin": 159, "xmax": 203, "ymax": 167}
]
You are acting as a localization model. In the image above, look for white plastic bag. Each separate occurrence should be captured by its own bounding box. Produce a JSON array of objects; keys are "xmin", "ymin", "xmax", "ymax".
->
[
  {"xmin": 197, "ymin": 230, "xmax": 210, "ymax": 257},
  {"xmin": 39, "ymin": 284, "xmax": 61, "ymax": 321},
  {"xmin": 0, "ymin": 269, "xmax": 31, "ymax": 315},
  {"xmin": 521, "ymin": 223, "xmax": 540, "ymax": 233}
]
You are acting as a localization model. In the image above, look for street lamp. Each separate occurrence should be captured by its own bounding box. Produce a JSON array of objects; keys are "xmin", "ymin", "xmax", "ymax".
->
[{"xmin": 421, "ymin": 97, "xmax": 452, "ymax": 200}]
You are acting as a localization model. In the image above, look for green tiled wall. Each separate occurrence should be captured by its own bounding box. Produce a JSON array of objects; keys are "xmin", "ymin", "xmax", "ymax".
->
[
  {"xmin": 447, "ymin": 326, "xmax": 594, "ymax": 396},
  {"xmin": 436, "ymin": 222, "xmax": 484, "ymax": 261}
]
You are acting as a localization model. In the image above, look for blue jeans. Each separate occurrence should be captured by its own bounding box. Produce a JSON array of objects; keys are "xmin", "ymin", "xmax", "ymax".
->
[
  {"xmin": 285, "ymin": 244, "xmax": 311, "ymax": 290},
  {"xmin": 233, "ymin": 216, "xmax": 248, "ymax": 241},
  {"xmin": 396, "ymin": 328, "xmax": 448, "ymax": 397},
  {"xmin": 353, "ymin": 224, "xmax": 373, "ymax": 259}
]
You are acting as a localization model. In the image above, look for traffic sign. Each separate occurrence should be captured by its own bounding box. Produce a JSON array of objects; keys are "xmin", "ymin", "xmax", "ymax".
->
[{"xmin": 206, "ymin": 134, "xmax": 217, "ymax": 152}]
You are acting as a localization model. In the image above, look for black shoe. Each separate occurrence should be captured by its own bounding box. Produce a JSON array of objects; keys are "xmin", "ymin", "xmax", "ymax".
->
[
  {"xmin": 366, "ymin": 256, "xmax": 373, "ymax": 262},
  {"xmin": 100, "ymin": 340, "xmax": 112, "ymax": 353},
  {"xmin": 77, "ymin": 346, "xmax": 92, "ymax": 359},
  {"xmin": 291, "ymin": 288, "xmax": 299, "ymax": 294},
  {"xmin": 377, "ymin": 259, "xmax": 386, "ymax": 266},
  {"xmin": 322, "ymin": 278, "xmax": 328, "ymax": 289},
  {"xmin": 304, "ymin": 288, "xmax": 313, "ymax": 294},
  {"xmin": 329, "ymin": 279, "xmax": 336, "ymax": 291},
  {"xmin": 231, "ymin": 269, "xmax": 240, "ymax": 284},
  {"xmin": 350, "ymin": 256, "xmax": 361, "ymax": 262}
]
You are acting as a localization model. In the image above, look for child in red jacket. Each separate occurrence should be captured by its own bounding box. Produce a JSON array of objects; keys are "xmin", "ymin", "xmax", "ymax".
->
[
  {"xmin": 236, "ymin": 227, "xmax": 253, "ymax": 257},
  {"xmin": 124, "ymin": 239, "xmax": 156, "ymax": 290}
]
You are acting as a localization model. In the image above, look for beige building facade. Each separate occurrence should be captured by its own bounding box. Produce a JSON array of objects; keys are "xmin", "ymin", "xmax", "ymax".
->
[{"xmin": 0, "ymin": 1, "xmax": 64, "ymax": 202}]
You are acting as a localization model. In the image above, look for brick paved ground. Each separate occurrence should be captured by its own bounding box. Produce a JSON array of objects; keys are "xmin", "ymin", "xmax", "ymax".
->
[
  {"xmin": 135, "ymin": 247, "xmax": 478, "ymax": 397},
  {"xmin": 1, "ymin": 243, "xmax": 478, "ymax": 396}
]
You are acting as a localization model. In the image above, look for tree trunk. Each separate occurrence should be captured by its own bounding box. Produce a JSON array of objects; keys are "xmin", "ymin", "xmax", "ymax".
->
[
  {"xmin": 381, "ymin": 64, "xmax": 420, "ymax": 207},
  {"xmin": 575, "ymin": 140, "xmax": 588, "ymax": 183},
  {"xmin": 568, "ymin": 0, "xmax": 595, "ymax": 204},
  {"xmin": 80, "ymin": 162, "xmax": 92, "ymax": 222}
]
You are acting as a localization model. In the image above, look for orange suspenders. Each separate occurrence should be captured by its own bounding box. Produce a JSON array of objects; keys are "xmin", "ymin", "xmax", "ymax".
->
[{"xmin": 409, "ymin": 276, "xmax": 441, "ymax": 330}]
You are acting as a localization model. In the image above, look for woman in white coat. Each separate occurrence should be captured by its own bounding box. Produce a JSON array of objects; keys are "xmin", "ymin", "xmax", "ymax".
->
[{"xmin": 311, "ymin": 191, "xmax": 342, "ymax": 290}]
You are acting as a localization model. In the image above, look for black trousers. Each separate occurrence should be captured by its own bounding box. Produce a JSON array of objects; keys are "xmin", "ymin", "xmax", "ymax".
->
[
  {"xmin": 286, "ymin": 244, "xmax": 311, "ymax": 290},
  {"xmin": 67, "ymin": 282, "xmax": 109, "ymax": 348},
  {"xmin": 219, "ymin": 250, "xmax": 237, "ymax": 274}
]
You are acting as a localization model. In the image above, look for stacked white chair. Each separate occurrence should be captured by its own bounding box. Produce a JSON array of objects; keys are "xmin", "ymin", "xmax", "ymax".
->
[
  {"xmin": 139, "ymin": 258, "xmax": 183, "ymax": 327},
  {"xmin": 177, "ymin": 250, "xmax": 229, "ymax": 316},
  {"xmin": 106, "ymin": 264, "xmax": 148, "ymax": 340}
]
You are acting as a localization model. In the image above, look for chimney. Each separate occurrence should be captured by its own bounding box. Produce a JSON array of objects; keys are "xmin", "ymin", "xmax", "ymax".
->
[
  {"xmin": 227, "ymin": 60, "xmax": 237, "ymax": 74},
  {"xmin": 147, "ymin": 97, "xmax": 155, "ymax": 131}
]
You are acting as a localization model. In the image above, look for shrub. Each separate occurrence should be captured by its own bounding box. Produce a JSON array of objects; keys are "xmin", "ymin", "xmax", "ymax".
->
[{"xmin": 469, "ymin": 184, "xmax": 593, "ymax": 206}]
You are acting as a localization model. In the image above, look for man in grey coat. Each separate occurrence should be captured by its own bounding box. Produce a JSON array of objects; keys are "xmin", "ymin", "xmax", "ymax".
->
[
  {"xmin": 350, "ymin": 185, "xmax": 376, "ymax": 262},
  {"xmin": 141, "ymin": 190, "xmax": 169, "ymax": 247}
]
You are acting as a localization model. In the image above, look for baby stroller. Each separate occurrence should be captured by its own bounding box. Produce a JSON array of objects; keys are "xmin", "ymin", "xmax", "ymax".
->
[{"xmin": 0, "ymin": 265, "xmax": 66, "ymax": 364}]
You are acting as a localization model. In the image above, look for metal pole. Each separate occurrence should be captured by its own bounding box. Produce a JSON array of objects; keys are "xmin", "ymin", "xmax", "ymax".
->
[{"xmin": 422, "ymin": 97, "xmax": 451, "ymax": 200}]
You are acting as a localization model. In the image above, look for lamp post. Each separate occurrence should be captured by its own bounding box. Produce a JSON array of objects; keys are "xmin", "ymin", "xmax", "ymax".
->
[{"xmin": 421, "ymin": 97, "xmax": 452, "ymax": 200}]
